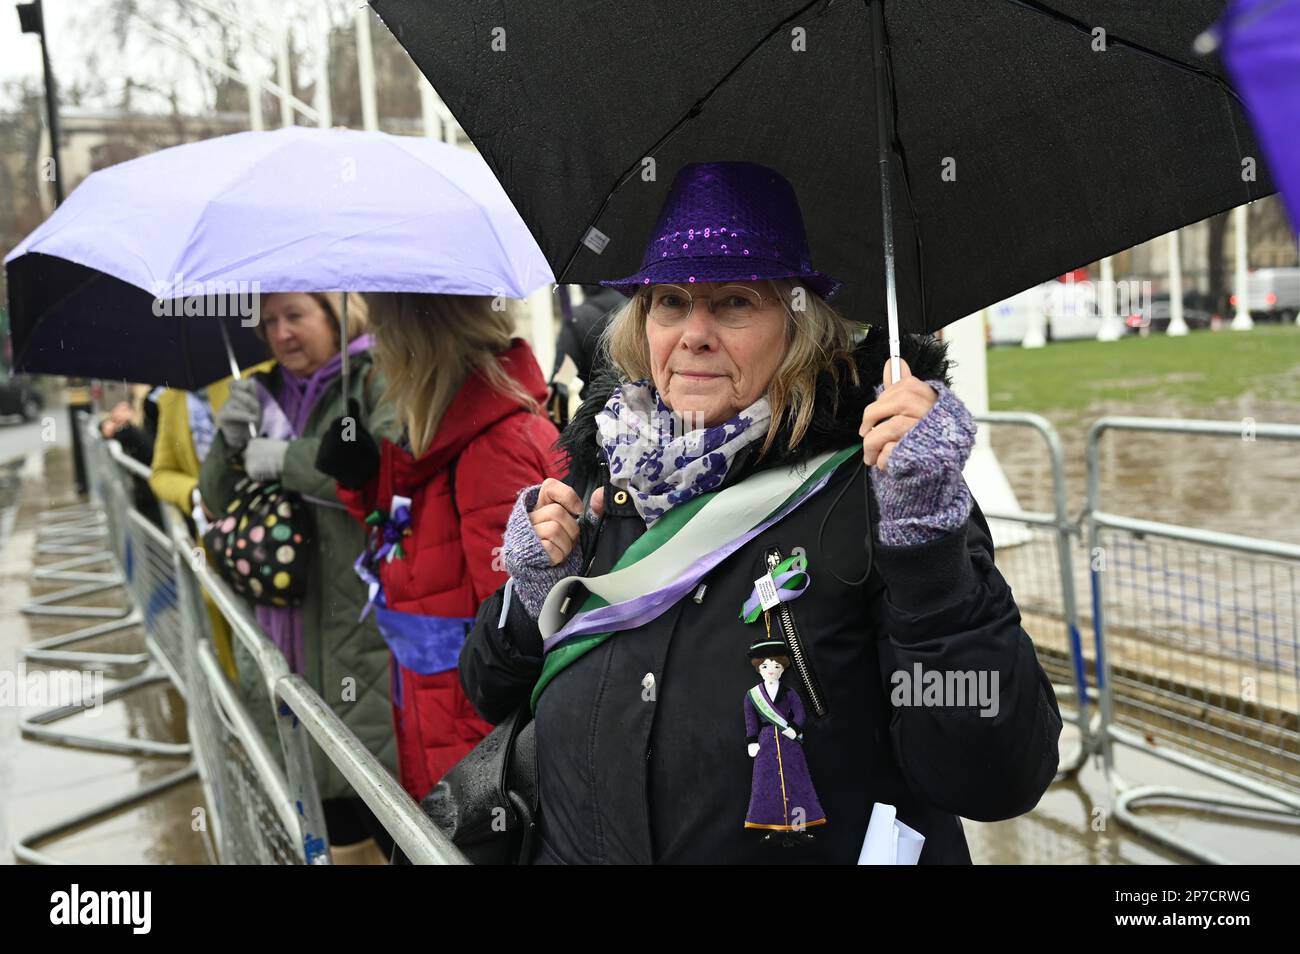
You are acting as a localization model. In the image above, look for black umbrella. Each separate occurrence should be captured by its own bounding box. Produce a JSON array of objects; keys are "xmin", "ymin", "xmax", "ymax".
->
[
  {"xmin": 371, "ymin": 0, "xmax": 1274, "ymax": 353},
  {"xmin": 7, "ymin": 253, "xmax": 269, "ymax": 390}
]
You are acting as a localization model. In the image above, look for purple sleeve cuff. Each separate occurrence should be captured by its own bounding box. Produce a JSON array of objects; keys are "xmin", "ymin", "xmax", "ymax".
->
[
  {"xmin": 869, "ymin": 379, "xmax": 976, "ymax": 547},
  {"xmin": 501, "ymin": 484, "xmax": 585, "ymax": 619}
]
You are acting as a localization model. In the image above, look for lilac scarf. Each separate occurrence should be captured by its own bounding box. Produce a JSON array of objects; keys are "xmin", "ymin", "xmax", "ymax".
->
[
  {"xmin": 596, "ymin": 379, "xmax": 771, "ymax": 525},
  {"xmin": 253, "ymin": 334, "xmax": 373, "ymax": 674}
]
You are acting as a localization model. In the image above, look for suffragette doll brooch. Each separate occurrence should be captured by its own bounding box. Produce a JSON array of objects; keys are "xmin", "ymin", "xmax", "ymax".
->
[{"xmin": 740, "ymin": 549, "xmax": 827, "ymax": 842}]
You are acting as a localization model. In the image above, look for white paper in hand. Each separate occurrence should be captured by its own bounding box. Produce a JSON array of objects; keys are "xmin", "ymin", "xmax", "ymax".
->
[{"xmin": 858, "ymin": 802, "xmax": 925, "ymax": 865}]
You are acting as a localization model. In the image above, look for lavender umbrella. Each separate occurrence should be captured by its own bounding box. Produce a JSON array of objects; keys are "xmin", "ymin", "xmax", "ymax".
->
[
  {"xmin": 5, "ymin": 126, "xmax": 554, "ymax": 389},
  {"xmin": 1216, "ymin": 0, "xmax": 1300, "ymax": 231}
]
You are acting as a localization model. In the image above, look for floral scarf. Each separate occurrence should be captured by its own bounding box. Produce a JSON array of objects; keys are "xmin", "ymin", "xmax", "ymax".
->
[{"xmin": 596, "ymin": 380, "xmax": 771, "ymax": 525}]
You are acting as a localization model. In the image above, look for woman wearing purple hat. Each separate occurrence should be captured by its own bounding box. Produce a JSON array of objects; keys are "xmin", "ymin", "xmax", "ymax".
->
[{"xmin": 462, "ymin": 161, "xmax": 1062, "ymax": 864}]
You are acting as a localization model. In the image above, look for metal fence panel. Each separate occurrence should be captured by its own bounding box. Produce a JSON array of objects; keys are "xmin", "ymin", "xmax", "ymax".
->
[
  {"xmin": 1085, "ymin": 416, "xmax": 1300, "ymax": 862},
  {"xmin": 84, "ymin": 425, "xmax": 465, "ymax": 864}
]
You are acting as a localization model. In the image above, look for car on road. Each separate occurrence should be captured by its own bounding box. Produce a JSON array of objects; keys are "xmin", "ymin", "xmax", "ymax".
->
[
  {"xmin": 1126, "ymin": 293, "xmax": 1214, "ymax": 333},
  {"xmin": 0, "ymin": 370, "xmax": 45, "ymax": 422}
]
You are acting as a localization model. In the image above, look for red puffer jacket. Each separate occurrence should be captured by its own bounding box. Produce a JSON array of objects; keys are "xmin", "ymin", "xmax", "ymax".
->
[{"xmin": 339, "ymin": 338, "xmax": 566, "ymax": 800}]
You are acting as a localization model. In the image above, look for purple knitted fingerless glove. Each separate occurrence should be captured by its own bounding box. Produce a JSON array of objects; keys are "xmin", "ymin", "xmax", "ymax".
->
[
  {"xmin": 869, "ymin": 379, "xmax": 977, "ymax": 547},
  {"xmin": 502, "ymin": 484, "xmax": 586, "ymax": 618}
]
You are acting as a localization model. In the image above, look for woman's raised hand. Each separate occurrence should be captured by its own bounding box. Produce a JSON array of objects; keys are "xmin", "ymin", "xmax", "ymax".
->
[
  {"xmin": 217, "ymin": 379, "xmax": 261, "ymax": 451},
  {"xmin": 859, "ymin": 357, "xmax": 939, "ymax": 472},
  {"xmin": 529, "ymin": 479, "xmax": 604, "ymax": 566}
]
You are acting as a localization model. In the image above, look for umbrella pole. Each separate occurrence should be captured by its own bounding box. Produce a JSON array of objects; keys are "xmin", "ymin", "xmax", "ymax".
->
[
  {"xmin": 218, "ymin": 319, "xmax": 257, "ymax": 441},
  {"xmin": 339, "ymin": 293, "xmax": 350, "ymax": 411},
  {"xmin": 862, "ymin": 0, "xmax": 901, "ymax": 562},
  {"xmin": 868, "ymin": 0, "xmax": 902, "ymax": 386},
  {"xmin": 218, "ymin": 319, "xmax": 243, "ymax": 381}
]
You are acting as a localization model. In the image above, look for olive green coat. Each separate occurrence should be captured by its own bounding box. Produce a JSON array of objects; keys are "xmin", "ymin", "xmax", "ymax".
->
[{"xmin": 199, "ymin": 352, "xmax": 398, "ymax": 802}]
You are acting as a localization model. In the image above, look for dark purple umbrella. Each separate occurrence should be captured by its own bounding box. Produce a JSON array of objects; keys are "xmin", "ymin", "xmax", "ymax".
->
[{"xmin": 1216, "ymin": 0, "xmax": 1300, "ymax": 230}]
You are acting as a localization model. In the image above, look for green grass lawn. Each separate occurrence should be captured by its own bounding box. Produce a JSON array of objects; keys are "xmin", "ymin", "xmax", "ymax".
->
[{"xmin": 985, "ymin": 322, "xmax": 1300, "ymax": 416}]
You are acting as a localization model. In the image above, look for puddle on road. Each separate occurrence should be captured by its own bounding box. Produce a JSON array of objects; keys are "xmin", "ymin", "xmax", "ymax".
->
[{"xmin": 990, "ymin": 394, "xmax": 1300, "ymax": 546}]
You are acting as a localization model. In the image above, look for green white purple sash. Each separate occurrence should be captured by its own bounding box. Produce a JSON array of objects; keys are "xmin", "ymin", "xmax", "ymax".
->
[
  {"xmin": 531, "ymin": 445, "xmax": 859, "ymax": 709},
  {"xmin": 749, "ymin": 684, "xmax": 792, "ymax": 732}
]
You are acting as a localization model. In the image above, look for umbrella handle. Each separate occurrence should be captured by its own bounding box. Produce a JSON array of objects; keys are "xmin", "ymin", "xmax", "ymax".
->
[{"xmin": 218, "ymin": 320, "xmax": 257, "ymax": 440}]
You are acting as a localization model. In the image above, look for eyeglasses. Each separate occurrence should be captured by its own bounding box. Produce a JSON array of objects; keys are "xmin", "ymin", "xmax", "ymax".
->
[{"xmin": 642, "ymin": 283, "xmax": 781, "ymax": 327}]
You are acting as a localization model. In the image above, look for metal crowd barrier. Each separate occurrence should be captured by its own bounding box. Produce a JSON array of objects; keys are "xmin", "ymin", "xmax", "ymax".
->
[
  {"xmin": 1086, "ymin": 416, "xmax": 1300, "ymax": 863},
  {"xmin": 16, "ymin": 432, "xmax": 197, "ymax": 863},
  {"xmin": 161, "ymin": 503, "xmax": 310, "ymax": 864},
  {"xmin": 33, "ymin": 411, "xmax": 1297, "ymax": 864},
  {"xmin": 972, "ymin": 411, "xmax": 1093, "ymax": 778},
  {"xmin": 17, "ymin": 421, "xmax": 464, "ymax": 865}
]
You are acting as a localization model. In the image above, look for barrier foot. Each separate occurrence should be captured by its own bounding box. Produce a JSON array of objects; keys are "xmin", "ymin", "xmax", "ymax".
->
[
  {"xmin": 1113, "ymin": 784, "xmax": 1300, "ymax": 865},
  {"xmin": 13, "ymin": 764, "xmax": 202, "ymax": 865}
]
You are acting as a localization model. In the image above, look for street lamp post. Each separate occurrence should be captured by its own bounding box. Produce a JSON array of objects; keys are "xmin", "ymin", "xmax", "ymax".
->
[
  {"xmin": 17, "ymin": 0, "xmax": 64, "ymax": 206},
  {"xmin": 419, "ymin": 76, "xmax": 464, "ymax": 144},
  {"xmin": 277, "ymin": 23, "xmax": 295, "ymax": 128},
  {"xmin": 18, "ymin": 0, "xmax": 86, "ymax": 493},
  {"xmin": 314, "ymin": 3, "xmax": 332, "ymax": 129}
]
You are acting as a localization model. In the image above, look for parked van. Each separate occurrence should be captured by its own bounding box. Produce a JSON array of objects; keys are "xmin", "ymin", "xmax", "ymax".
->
[
  {"xmin": 1236, "ymin": 267, "xmax": 1300, "ymax": 323},
  {"xmin": 986, "ymin": 278, "xmax": 1103, "ymax": 345}
]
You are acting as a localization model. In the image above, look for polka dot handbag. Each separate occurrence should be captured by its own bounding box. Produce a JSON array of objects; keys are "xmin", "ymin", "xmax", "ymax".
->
[{"xmin": 202, "ymin": 476, "xmax": 314, "ymax": 607}]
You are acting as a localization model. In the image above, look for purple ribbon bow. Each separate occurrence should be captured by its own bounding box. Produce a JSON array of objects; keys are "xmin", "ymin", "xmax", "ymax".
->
[
  {"xmin": 740, "ymin": 556, "xmax": 811, "ymax": 622},
  {"xmin": 355, "ymin": 494, "xmax": 413, "ymax": 620}
]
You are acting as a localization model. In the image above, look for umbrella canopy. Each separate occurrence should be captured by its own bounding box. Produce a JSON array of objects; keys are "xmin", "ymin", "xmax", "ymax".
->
[
  {"xmin": 1219, "ymin": 0, "xmax": 1300, "ymax": 232},
  {"xmin": 371, "ymin": 0, "xmax": 1275, "ymax": 333},
  {"xmin": 5, "ymin": 255, "xmax": 270, "ymax": 389},
  {"xmin": 6, "ymin": 126, "xmax": 554, "ymax": 388}
]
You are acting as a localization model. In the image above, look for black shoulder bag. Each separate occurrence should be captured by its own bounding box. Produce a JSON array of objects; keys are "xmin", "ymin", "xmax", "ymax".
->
[{"xmin": 416, "ymin": 703, "xmax": 537, "ymax": 865}]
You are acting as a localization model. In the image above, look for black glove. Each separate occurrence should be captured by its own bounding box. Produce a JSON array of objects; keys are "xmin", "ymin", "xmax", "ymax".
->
[
  {"xmin": 547, "ymin": 382, "xmax": 570, "ymax": 430},
  {"xmin": 315, "ymin": 398, "xmax": 381, "ymax": 490}
]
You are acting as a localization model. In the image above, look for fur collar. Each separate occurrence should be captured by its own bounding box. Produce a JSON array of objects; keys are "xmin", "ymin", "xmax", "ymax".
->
[{"xmin": 559, "ymin": 326, "xmax": 953, "ymax": 489}]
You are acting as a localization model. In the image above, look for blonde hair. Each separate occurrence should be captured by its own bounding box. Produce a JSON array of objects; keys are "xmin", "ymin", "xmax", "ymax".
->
[
  {"xmin": 365, "ymin": 293, "xmax": 539, "ymax": 457},
  {"xmin": 602, "ymin": 279, "xmax": 859, "ymax": 456},
  {"xmin": 314, "ymin": 292, "xmax": 370, "ymax": 341},
  {"xmin": 253, "ymin": 292, "xmax": 370, "ymax": 343}
]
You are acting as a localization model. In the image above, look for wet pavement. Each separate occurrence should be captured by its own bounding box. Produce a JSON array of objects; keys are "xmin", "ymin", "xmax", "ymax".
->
[
  {"xmin": 965, "ymin": 717, "xmax": 1298, "ymax": 864},
  {"xmin": 0, "ymin": 444, "xmax": 211, "ymax": 865}
]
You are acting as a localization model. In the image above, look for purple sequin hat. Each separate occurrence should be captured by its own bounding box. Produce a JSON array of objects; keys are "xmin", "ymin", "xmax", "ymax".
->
[{"xmin": 600, "ymin": 161, "xmax": 842, "ymax": 300}]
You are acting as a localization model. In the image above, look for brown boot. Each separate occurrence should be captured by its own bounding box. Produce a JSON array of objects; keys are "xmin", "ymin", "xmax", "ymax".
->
[{"xmin": 330, "ymin": 837, "xmax": 388, "ymax": 865}]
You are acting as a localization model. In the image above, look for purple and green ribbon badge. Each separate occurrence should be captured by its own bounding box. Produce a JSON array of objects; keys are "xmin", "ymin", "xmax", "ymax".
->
[
  {"xmin": 354, "ymin": 493, "xmax": 413, "ymax": 620},
  {"xmin": 740, "ymin": 552, "xmax": 810, "ymax": 624}
]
